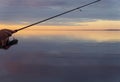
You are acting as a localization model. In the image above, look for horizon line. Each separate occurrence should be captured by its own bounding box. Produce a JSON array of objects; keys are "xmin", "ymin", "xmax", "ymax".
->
[{"xmin": 26, "ymin": 29, "xmax": 120, "ymax": 31}]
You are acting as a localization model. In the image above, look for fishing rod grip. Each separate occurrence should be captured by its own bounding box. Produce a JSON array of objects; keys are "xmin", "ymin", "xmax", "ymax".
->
[{"xmin": 13, "ymin": 30, "xmax": 18, "ymax": 33}]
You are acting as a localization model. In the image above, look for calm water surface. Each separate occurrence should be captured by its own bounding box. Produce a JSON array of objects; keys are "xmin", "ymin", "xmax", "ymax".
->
[{"xmin": 0, "ymin": 30, "xmax": 120, "ymax": 82}]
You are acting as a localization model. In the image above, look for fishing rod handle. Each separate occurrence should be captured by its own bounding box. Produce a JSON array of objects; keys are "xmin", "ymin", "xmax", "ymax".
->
[{"xmin": 13, "ymin": 30, "xmax": 18, "ymax": 33}]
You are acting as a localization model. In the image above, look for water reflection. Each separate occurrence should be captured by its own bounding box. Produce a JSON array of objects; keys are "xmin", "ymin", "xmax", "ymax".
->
[
  {"xmin": 0, "ymin": 30, "xmax": 120, "ymax": 82},
  {"xmin": 15, "ymin": 29, "xmax": 120, "ymax": 42}
]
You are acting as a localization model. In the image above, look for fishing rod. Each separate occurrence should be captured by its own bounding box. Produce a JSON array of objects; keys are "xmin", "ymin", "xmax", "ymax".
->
[{"xmin": 14, "ymin": 0, "xmax": 101, "ymax": 33}]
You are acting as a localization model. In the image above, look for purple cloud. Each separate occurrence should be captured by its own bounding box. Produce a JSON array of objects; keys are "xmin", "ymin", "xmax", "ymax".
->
[
  {"xmin": 0, "ymin": 0, "xmax": 119, "ymax": 25},
  {"xmin": 3, "ymin": 0, "xmax": 67, "ymax": 7}
]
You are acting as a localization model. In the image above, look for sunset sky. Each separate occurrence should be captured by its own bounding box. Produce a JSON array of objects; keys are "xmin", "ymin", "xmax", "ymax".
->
[
  {"xmin": 1, "ymin": 1, "xmax": 120, "ymax": 81},
  {"xmin": 0, "ymin": 0, "xmax": 119, "ymax": 30}
]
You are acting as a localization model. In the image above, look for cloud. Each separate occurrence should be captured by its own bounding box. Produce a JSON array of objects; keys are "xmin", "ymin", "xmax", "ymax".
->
[{"xmin": 0, "ymin": 0, "xmax": 119, "ymax": 25}]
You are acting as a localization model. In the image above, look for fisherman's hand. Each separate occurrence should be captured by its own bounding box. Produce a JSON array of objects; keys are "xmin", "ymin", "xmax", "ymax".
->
[{"xmin": 0, "ymin": 29, "xmax": 14, "ymax": 40}]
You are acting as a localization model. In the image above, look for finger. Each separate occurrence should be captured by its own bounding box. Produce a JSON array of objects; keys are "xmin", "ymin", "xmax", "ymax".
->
[
  {"xmin": 3, "ymin": 31, "xmax": 12, "ymax": 36},
  {"xmin": 2, "ymin": 29, "xmax": 14, "ymax": 33},
  {"xmin": 2, "ymin": 29, "xmax": 13, "ymax": 36}
]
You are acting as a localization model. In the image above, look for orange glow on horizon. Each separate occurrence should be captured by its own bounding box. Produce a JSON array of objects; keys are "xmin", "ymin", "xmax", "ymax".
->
[
  {"xmin": 0, "ymin": 20, "xmax": 120, "ymax": 42},
  {"xmin": 0, "ymin": 20, "xmax": 120, "ymax": 30}
]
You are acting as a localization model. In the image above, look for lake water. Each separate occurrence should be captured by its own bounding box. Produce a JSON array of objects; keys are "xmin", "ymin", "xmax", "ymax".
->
[{"xmin": 0, "ymin": 30, "xmax": 120, "ymax": 82}]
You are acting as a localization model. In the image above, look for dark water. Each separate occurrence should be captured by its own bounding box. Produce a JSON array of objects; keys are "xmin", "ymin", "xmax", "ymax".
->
[{"xmin": 0, "ymin": 31, "xmax": 120, "ymax": 82}]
